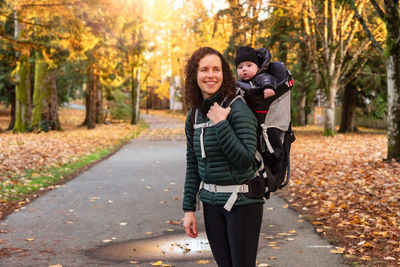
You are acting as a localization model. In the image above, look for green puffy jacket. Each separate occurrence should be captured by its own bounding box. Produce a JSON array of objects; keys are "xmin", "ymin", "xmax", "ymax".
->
[{"xmin": 183, "ymin": 92, "xmax": 265, "ymax": 212}]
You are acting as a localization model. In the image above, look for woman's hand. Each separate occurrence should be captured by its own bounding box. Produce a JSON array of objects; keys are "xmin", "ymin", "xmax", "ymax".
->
[
  {"xmin": 207, "ymin": 102, "xmax": 231, "ymax": 124},
  {"xmin": 183, "ymin": 211, "xmax": 198, "ymax": 238}
]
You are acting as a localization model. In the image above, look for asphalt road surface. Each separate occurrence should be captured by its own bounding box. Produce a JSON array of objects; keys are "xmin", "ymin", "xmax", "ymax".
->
[{"xmin": 0, "ymin": 114, "xmax": 348, "ymax": 267}]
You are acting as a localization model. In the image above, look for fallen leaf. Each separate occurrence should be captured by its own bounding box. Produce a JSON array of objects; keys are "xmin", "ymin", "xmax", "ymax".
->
[
  {"xmin": 384, "ymin": 256, "xmax": 396, "ymax": 261},
  {"xmin": 196, "ymin": 260, "xmax": 210, "ymax": 264},
  {"xmin": 362, "ymin": 242, "xmax": 375, "ymax": 248},
  {"xmin": 129, "ymin": 261, "xmax": 138, "ymax": 264},
  {"xmin": 102, "ymin": 239, "xmax": 111, "ymax": 243},
  {"xmin": 359, "ymin": 256, "xmax": 371, "ymax": 261},
  {"xmin": 277, "ymin": 233, "xmax": 291, "ymax": 236},
  {"xmin": 330, "ymin": 247, "xmax": 345, "ymax": 254},
  {"xmin": 146, "ymin": 232, "xmax": 152, "ymax": 235},
  {"xmin": 48, "ymin": 265, "xmax": 62, "ymax": 267},
  {"xmin": 160, "ymin": 201, "xmax": 167, "ymax": 204},
  {"xmin": 26, "ymin": 238, "xmax": 34, "ymax": 242},
  {"xmin": 258, "ymin": 264, "xmax": 269, "ymax": 267},
  {"xmin": 267, "ymin": 256, "xmax": 277, "ymax": 260},
  {"xmin": 120, "ymin": 222, "xmax": 128, "ymax": 226},
  {"xmin": 166, "ymin": 220, "xmax": 182, "ymax": 225},
  {"xmin": 151, "ymin": 260, "xmax": 163, "ymax": 266}
]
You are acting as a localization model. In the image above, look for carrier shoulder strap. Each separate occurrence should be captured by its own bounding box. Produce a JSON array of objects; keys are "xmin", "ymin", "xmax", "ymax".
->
[{"xmin": 191, "ymin": 95, "xmax": 246, "ymax": 158}]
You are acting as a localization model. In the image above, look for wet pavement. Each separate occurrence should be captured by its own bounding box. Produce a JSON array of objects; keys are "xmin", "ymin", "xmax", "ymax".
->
[{"xmin": 0, "ymin": 113, "xmax": 347, "ymax": 266}]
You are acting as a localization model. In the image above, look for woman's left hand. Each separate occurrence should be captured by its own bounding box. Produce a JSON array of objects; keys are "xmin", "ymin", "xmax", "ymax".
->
[{"xmin": 207, "ymin": 102, "xmax": 231, "ymax": 124}]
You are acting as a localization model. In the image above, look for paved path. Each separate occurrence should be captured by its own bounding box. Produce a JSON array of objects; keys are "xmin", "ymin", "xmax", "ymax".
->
[{"xmin": 0, "ymin": 114, "xmax": 347, "ymax": 267}]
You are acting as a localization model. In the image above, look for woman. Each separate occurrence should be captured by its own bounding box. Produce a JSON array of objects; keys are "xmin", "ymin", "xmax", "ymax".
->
[{"xmin": 182, "ymin": 47, "xmax": 265, "ymax": 267}]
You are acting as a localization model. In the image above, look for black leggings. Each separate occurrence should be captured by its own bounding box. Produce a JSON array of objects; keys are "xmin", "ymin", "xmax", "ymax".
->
[{"xmin": 203, "ymin": 203, "xmax": 263, "ymax": 267}]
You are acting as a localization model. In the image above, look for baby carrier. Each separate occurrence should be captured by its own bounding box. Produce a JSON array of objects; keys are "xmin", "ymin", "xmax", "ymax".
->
[{"xmin": 237, "ymin": 49, "xmax": 296, "ymax": 199}]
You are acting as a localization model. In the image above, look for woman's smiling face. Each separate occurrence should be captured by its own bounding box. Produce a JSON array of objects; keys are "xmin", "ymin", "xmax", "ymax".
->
[{"xmin": 197, "ymin": 54, "xmax": 223, "ymax": 99}]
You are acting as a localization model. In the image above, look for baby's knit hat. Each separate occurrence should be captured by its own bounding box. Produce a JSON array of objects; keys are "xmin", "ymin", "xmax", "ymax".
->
[{"xmin": 235, "ymin": 46, "xmax": 259, "ymax": 67}]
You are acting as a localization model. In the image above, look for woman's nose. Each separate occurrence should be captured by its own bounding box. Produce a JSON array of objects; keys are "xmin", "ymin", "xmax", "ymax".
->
[{"xmin": 205, "ymin": 70, "xmax": 214, "ymax": 77}]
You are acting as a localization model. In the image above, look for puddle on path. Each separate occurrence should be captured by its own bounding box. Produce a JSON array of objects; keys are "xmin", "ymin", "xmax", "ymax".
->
[{"xmin": 89, "ymin": 232, "xmax": 212, "ymax": 262}]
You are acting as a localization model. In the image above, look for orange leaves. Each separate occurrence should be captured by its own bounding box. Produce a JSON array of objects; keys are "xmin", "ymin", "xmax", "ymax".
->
[{"xmin": 281, "ymin": 127, "xmax": 400, "ymax": 263}]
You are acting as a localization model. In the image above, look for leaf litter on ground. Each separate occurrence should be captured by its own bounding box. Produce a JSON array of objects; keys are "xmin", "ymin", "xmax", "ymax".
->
[{"xmin": 279, "ymin": 126, "xmax": 400, "ymax": 264}]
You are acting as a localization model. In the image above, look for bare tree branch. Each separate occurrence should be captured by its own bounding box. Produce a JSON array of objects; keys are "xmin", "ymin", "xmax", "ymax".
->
[
  {"xmin": 0, "ymin": 13, "xmax": 51, "ymax": 28},
  {"xmin": 347, "ymin": 0, "xmax": 383, "ymax": 53},
  {"xmin": 341, "ymin": 57, "xmax": 369, "ymax": 86},
  {"xmin": 20, "ymin": 1, "xmax": 81, "ymax": 8},
  {"xmin": 370, "ymin": 0, "xmax": 385, "ymax": 20},
  {"xmin": 341, "ymin": 40, "xmax": 372, "ymax": 80},
  {"xmin": 0, "ymin": 33, "xmax": 51, "ymax": 49}
]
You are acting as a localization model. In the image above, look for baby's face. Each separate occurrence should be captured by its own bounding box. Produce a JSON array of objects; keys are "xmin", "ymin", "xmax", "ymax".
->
[{"xmin": 237, "ymin": 61, "xmax": 258, "ymax": 81}]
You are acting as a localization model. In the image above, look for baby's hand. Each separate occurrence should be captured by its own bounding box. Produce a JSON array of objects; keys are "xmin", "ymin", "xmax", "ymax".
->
[{"xmin": 264, "ymin": 89, "xmax": 275, "ymax": 98}]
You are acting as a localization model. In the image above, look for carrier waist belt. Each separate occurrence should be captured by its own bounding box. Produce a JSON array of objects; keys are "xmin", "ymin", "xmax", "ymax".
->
[{"xmin": 202, "ymin": 183, "xmax": 249, "ymax": 212}]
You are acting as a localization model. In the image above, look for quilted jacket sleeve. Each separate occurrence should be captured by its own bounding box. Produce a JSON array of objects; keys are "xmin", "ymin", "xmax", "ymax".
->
[
  {"xmin": 182, "ymin": 111, "xmax": 201, "ymax": 212},
  {"xmin": 214, "ymin": 100, "xmax": 257, "ymax": 170}
]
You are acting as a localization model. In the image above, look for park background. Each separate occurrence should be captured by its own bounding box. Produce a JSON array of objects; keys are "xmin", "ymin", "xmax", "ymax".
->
[{"xmin": 0, "ymin": 0, "xmax": 399, "ymax": 266}]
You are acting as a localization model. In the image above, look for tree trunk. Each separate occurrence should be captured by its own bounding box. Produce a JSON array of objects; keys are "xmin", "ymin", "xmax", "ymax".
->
[
  {"xmin": 32, "ymin": 51, "xmax": 50, "ymax": 131},
  {"xmin": 339, "ymin": 82, "xmax": 358, "ymax": 133},
  {"xmin": 14, "ymin": 49, "xmax": 32, "ymax": 133},
  {"xmin": 49, "ymin": 71, "xmax": 61, "ymax": 130},
  {"xmin": 85, "ymin": 70, "xmax": 97, "ymax": 129},
  {"xmin": 324, "ymin": 85, "xmax": 338, "ymax": 136},
  {"xmin": 131, "ymin": 67, "xmax": 140, "ymax": 124},
  {"xmin": 13, "ymin": 9, "xmax": 31, "ymax": 133},
  {"xmin": 298, "ymin": 94, "xmax": 306, "ymax": 126},
  {"xmin": 385, "ymin": 0, "xmax": 400, "ymax": 161},
  {"xmin": 83, "ymin": 83, "xmax": 89, "ymax": 126},
  {"xmin": 7, "ymin": 89, "xmax": 16, "ymax": 130},
  {"xmin": 95, "ymin": 79, "xmax": 103, "ymax": 124},
  {"xmin": 387, "ymin": 53, "xmax": 400, "ymax": 161}
]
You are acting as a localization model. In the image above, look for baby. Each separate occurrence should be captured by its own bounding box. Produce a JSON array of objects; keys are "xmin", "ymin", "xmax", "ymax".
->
[
  {"xmin": 235, "ymin": 46, "xmax": 276, "ymax": 124},
  {"xmin": 235, "ymin": 46, "xmax": 284, "ymax": 165}
]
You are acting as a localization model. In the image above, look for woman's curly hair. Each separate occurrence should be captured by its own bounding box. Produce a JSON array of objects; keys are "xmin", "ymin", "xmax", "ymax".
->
[{"xmin": 184, "ymin": 47, "xmax": 237, "ymax": 109}]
